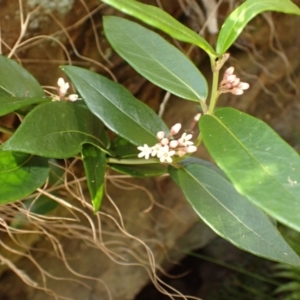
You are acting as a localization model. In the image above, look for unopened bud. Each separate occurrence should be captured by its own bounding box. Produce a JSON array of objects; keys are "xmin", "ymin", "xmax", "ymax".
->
[
  {"xmin": 238, "ymin": 82, "xmax": 250, "ymax": 90},
  {"xmin": 232, "ymin": 78, "xmax": 240, "ymax": 87},
  {"xmin": 194, "ymin": 113, "xmax": 201, "ymax": 122},
  {"xmin": 57, "ymin": 77, "xmax": 65, "ymax": 87},
  {"xmin": 231, "ymin": 87, "xmax": 244, "ymax": 95},
  {"xmin": 176, "ymin": 149, "xmax": 187, "ymax": 157},
  {"xmin": 156, "ymin": 131, "xmax": 165, "ymax": 140},
  {"xmin": 225, "ymin": 66, "xmax": 234, "ymax": 76},
  {"xmin": 170, "ymin": 123, "xmax": 182, "ymax": 135},
  {"xmin": 68, "ymin": 94, "xmax": 79, "ymax": 101},
  {"xmin": 161, "ymin": 138, "xmax": 169, "ymax": 146},
  {"xmin": 169, "ymin": 140, "xmax": 179, "ymax": 148},
  {"xmin": 187, "ymin": 145, "xmax": 197, "ymax": 153},
  {"xmin": 227, "ymin": 74, "xmax": 237, "ymax": 83}
]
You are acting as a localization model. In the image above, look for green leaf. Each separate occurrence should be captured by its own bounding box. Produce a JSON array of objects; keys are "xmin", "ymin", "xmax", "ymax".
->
[
  {"xmin": 24, "ymin": 196, "xmax": 58, "ymax": 215},
  {"xmin": 0, "ymin": 55, "xmax": 44, "ymax": 97},
  {"xmin": 200, "ymin": 107, "xmax": 300, "ymax": 232},
  {"xmin": 169, "ymin": 163, "xmax": 300, "ymax": 266},
  {"xmin": 179, "ymin": 156, "xmax": 228, "ymax": 179},
  {"xmin": 1, "ymin": 101, "xmax": 110, "ymax": 158},
  {"xmin": 82, "ymin": 144, "xmax": 106, "ymax": 212},
  {"xmin": 62, "ymin": 65, "xmax": 168, "ymax": 146},
  {"xmin": 0, "ymin": 96, "xmax": 50, "ymax": 116},
  {"xmin": 216, "ymin": 0, "xmax": 300, "ymax": 54},
  {"xmin": 48, "ymin": 159, "xmax": 65, "ymax": 186},
  {"xmin": 109, "ymin": 163, "xmax": 166, "ymax": 178},
  {"xmin": 103, "ymin": 16, "xmax": 208, "ymax": 102},
  {"xmin": 0, "ymin": 151, "xmax": 49, "ymax": 204},
  {"xmin": 110, "ymin": 136, "xmax": 139, "ymax": 158},
  {"xmin": 101, "ymin": 0, "xmax": 216, "ymax": 56}
]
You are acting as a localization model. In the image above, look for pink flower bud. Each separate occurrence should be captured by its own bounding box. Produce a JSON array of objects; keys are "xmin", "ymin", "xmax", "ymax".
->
[
  {"xmin": 156, "ymin": 131, "xmax": 165, "ymax": 140},
  {"xmin": 227, "ymin": 74, "xmax": 237, "ymax": 83},
  {"xmin": 224, "ymin": 66, "xmax": 234, "ymax": 76},
  {"xmin": 238, "ymin": 82, "xmax": 250, "ymax": 90},
  {"xmin": 194, "ymin": 113, "xmax": 201, "ymax": 122},
  {"xmin": 170, "ymin": 123, "xmax": 182, "ymax": 135},
  {"xmin": 231, "ymin": 87, "xmax": 244, "ymax": 95},
  {"xmin": 232, "ymin": 78, "xmax": 240, "ymax": 87}
]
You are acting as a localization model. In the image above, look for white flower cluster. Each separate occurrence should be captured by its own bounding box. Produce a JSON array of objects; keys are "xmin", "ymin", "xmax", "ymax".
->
[
  {"xmin": 219, "ymin": 67, "xmax": 250, "ymax": 95},
  {"xmin": 137, "ymin": 122, "xmax": 198, "ymax": 163},
  {"xmin": 54, "ymin": 77, "xmax": 79, "ymax": 102}
]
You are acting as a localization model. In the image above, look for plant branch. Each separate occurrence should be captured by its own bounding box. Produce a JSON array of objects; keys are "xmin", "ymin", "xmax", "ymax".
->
[
  {"xmin": 207, "ymin": 56, "xmax": 220, "ymax": 115},
  {"xmin": 107, "ymin": 157, "xmax": 160, "ymax": 165},
  {"xmin": 0, "ymin": 125, "xmax": 14, "ymax": 135}
]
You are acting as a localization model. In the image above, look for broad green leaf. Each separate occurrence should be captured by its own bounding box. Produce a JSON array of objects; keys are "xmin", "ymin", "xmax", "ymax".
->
[
  {"xmin": 179, "ymin": 156, "xmax": 228, "ymax": 179},
  {"xmin": 101, "ymin": 0, "xmax": 216, "ymax": 56},
  {"xmin": 23, "ymin": 196, "xmax": 58, "ymax": 215},
  {"xmin": 1, "ymin": 101, "xmax": 110, "ymax": 158},
  {"xmin": 216, "ymin": 0, "xmax": 300, "ymax": 54},
  {"xmin": 62, "ymin": 65, "xmax": 168, "ymax": 146},
  {"xmin": 82, "ymin": 144, "xmax": 106, "ymax": 212},
  {"xmin": 0, "ymin": 151, "xmax": 49, "ymax": 204},
  {"xmin": 0, "ymin": 55, "xmax": 44, "ymax": 97},
  {"xmin": 200, "ymin": 108, "xmax": 300, "ymax": 232},
  {"xmin": 10, "ymin": 194, "xmax": 58, "ymax": 228},
  {"xmin": 169, "ymin": 163, "xmax": 300, "ymax": 266},
  {"xmin": 10, "ymin": 161, "xmax": 63, "ymax": 227},
  {"xmin": 0, "ymin": 96, "xmax": 50, "ymax": 116},
  {"xmin": 103, "ymin": 16, "xmax": 208, "ymax": 102},
  {"xmin": 109, "ymin": 163, "xmax": 166, "ymax": 177},
  {"xmin": 48, "ymin": 159, "xmax": 65, "ymax": 186},
  {"xmin": 110, "ymin": 136, "xmax": 139, "ymax": 158}
]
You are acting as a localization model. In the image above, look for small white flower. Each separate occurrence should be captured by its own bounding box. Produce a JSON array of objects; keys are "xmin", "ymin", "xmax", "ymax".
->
[
  {"xmin": 151, "ymin": 143, "xmax": 163, "ymax": 157},
  {"xmin": 157, "ymin": 145, "xmax": 175, "ymax": 163},
  {"xmin": 178, "ymin": 132, "xmax": 194, "ymax": 146},
  {"xmin": 137, "ymin": 144, "xmax": 152, "ymax": 159}
]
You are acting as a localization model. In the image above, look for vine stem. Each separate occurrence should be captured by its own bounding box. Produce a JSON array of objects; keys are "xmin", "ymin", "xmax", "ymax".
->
[{"xmin": 108, "ymin": 157, "xmax": 159, "ymax": 165}]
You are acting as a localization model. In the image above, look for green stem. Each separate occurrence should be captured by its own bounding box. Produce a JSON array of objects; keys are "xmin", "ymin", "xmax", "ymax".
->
[
  {"xmin": 195, "ymin": 132, "xmax": 202, "ymax": 147},
  {"xmin": 0, "ymin": 125, "xmax": 14, "ymax": 135},
  {"xmin": 208, "ymin": 56, "xmax": 221, "ymax": 115},
  {"xmin": 194, "ymin": 56, "xmax": 220, "ymax": 145},
  {"xmin": 108, "ymin": 157, "xmax": 159, "ymax": 165}
]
